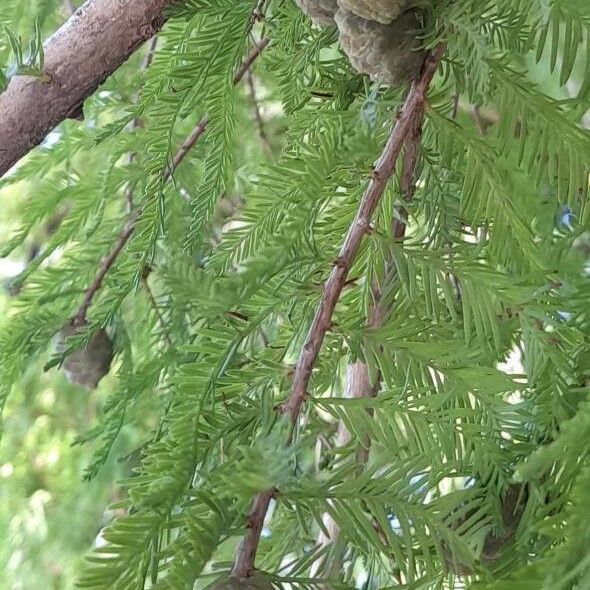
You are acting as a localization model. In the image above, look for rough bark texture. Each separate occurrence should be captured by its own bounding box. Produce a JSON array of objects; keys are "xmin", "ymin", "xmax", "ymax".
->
[{"xmin": 0, "ymin": 0, "xmax": 174, "ymax": 178}]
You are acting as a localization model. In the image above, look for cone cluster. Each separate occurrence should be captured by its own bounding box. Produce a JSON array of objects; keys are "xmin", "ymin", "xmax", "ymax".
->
[{"xmin": 294, "ymin": 0, "xmax": 426, "ymax": 85}]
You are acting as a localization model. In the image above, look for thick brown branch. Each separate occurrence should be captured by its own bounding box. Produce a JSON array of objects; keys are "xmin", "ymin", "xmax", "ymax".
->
[
  {"xmin": 0, "ymin": 0, "xmax": 174, "ymax": 178},
  {"xmin": 279, "ymin": 45, "xmax": 445, "ymax": 424}
]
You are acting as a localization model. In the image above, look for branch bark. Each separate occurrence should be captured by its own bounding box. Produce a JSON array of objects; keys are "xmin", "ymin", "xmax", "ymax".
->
[
  {"xmin": 230, "ymin": 43, "xmax": 445, "ymax": 579},
  {"xmin": 0, "ymin": 0, "xmax": 175, "ymax": 178}
]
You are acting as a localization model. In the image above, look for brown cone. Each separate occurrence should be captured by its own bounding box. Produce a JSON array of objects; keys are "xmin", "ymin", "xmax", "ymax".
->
[
  {"xmin": 57, "ymin": 322, "xmax": 113, "ymax": 389},
  {"xmin": 335, "ymin": 9, "xmax": 425, "ymax": 85}
]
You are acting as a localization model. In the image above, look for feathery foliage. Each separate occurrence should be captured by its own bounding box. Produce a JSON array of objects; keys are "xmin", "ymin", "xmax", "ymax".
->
[{"xmin": 0, "ymin": 0, "xmax": 589, "ymax": 589}]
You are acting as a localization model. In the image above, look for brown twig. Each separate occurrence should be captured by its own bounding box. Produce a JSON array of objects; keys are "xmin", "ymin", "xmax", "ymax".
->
[
  {"xmin": 247, "ymin": 0, "xmax": 267, "ymax": 37},
  {"xmin": 445, "ymin": 96, "xmax": 463, "ymax": 302},
  {"xmin": 71, "ymin": 38, "xmax": 269, "ymax": 324},
  {"xmin": 234, "ymin": 37, "xmax": 270, "ymax": 85},
  {"xmin": 231, "ymin": 488, "xmax": 276, "ymax": 578},
  {"xmin": 72, "ymin": 216, "xmax": 137, "ymax": 325},
  {"xmin": 279, "ymin": 45, "xmax": 445, "ymax": 425},
  {"xmin": 165, "ymin": 38, "xmax": 269, "ymax": 178},
  {"xmin": 230, "ymin": 44, "xmax": 446, "ymax": 579},
  {"xmin": 311, "ymin": 111, "xmax": 425, "ymax": 583},
  {"xmin": 141, "ymin": 273, "xmax": 173, "ymax": 346},
  {"xmin": 165, "ymin": 117, "xmax": 209, "ymax": 178},
  {"xmin": 246, "ymin": 70, "xmax": 273, "ymax": 156}
]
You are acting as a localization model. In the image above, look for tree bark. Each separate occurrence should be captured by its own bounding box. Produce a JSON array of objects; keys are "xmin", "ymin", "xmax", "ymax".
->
[{"xmin": 0, "ymin": 0, "xmax": 174, "ymax": 178}]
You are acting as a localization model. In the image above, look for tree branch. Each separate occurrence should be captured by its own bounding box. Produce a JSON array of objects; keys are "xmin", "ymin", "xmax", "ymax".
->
[
  {"xmin": 71, "ymin": 38, "xmax": 269, "ymax": 324},
  {"xmin": 279, "ymin": 44, "xmax": 445, "ymax": 425},
  {"xmin": 311, "ymin": 106, "xmax": 425, "ymax": 584},
  {"xmin": 230, "ymin": 488, "xmax": 275, "ymax": 579},
  {"xmin": 230, "ymin": 43, "xmax": 445, "ymax": 579},
  {"xmin": 246, "ymin": 70, "xmax": 272, "ymax": 156},
  {"xmin": 165, "ymin": 38, "xmax": 269, "ymax": 177},
  {"xmin": 0, "ymin": 0, "xmax": 174, "ymax": 178},
  {"xmin": 72, "ymin": 216, "xmax": 137, "ymax": 326},
  {"xmin": 234, "ymin": 37, "xmax": 270, "ymax": 85},
  {"xmin": 141, "ymin": 271, "xmax": 173, "ymax": 347}
]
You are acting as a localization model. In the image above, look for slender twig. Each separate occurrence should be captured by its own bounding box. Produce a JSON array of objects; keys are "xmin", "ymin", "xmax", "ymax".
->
[
  {"xmin": 71, "ymin": 38, "xmax": 269, "ymax": 324},
  {"xmin": 141, "ymin": 273, "xmax": 173, "ymax": 346},
  {"xmin": 311, "ymin": 116, "xmax": 424, "ymax": 583},
  {"xmin": 247, "ymin": 0, "xmax": 267, "ymax": 37},
  {"xmin": 252, "ymin": 0, "xmax": 266, "ymax": 22},
  {"xmin": 165, "ymin": 38, "xmax": 269, "ymax": 178},
  {"xmin": 165, "ymin": 117, "xmax": 209, "ymax": 178},
  {"xmin": 230, "ymin": 44, "xmax": 446, "ymax": 579},
  {"xmin": 246, "ymin": 70, "xmax": 272, "ymax": 156},
  {"xmin": 234, "ymin": 37, "xmax": 270, "ymax": 85},
  {"xmin": 141, "ymin": 35, "xmax": 159, "ymax": 71},
  {"xmin": 279, "ymin": 45, "xmax": 445, "ymax": 425},
  {"xmin": 72, "ymin": 215, "xmax": 137, "ymax": 325},
  {"xmin": 123, "ymin": 170, "xmax": 136, "ymax": 212},
  {"xmin": 446, "ymin": 97, "xmax": 464, "ymax": 302}
]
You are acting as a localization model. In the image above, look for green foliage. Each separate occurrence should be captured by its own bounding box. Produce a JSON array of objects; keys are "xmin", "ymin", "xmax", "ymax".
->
[
  {"xmin": 0, "ymin": 0, "xmax": 590, "ymax": 589},
  {"xmin": 1, "ymin": 16, "xmax": 48, "ymax": 90}
]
